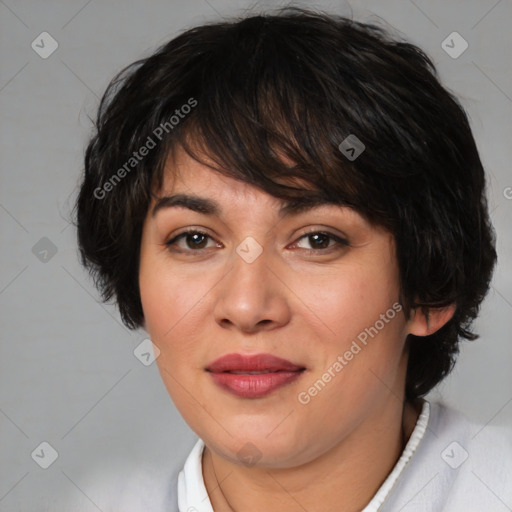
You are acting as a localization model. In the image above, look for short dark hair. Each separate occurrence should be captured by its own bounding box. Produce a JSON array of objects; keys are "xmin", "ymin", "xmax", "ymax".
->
[{"xmin": 75, "ymin": 7, "xmax": 497, "ymax": 400}]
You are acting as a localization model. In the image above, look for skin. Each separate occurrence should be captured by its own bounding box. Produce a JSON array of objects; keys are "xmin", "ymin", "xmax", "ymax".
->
[{"xmin": 139, "ymin": 145, "xmax": 454, "ymax": 512}]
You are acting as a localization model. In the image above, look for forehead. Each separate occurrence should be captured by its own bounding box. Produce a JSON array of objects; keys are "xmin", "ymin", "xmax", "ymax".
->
[{"xmin": 161, "ymin": 146, "xmax": 264, "ymax": 199}]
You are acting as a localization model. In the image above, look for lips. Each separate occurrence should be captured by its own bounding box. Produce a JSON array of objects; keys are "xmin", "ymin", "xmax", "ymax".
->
[
  {"xmin": 206, "ymin": 353, "xmax": 306, "ymax": 398},
  {"xmin": 206, "ymin": 353, "xmax": 304, "ymax": 373}
]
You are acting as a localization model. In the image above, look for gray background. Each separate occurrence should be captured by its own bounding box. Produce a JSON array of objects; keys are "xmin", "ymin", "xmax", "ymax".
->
[{"xmin": 1, "ymin": 0, "xmax": 511, "ymax": 510}]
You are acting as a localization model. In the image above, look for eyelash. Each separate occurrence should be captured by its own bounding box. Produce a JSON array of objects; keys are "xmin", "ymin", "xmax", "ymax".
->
[{"xmin": 164, "ymin": 229, "xmax": 349, "ymax": 255}]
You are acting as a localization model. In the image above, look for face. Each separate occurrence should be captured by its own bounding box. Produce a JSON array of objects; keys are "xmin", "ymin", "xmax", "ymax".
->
[{"xmin": 139, "ymin": 146, "xmax": 413, "ymax": 469}]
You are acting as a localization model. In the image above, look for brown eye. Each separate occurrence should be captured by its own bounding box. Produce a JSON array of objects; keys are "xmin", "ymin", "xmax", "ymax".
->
[
  {"xmin": 294, "ymin": 231, "xmax": 349, "ymax": 251},
  {"xmin": 165, "ymin": 230, "xmax": 218, "ymax": 252}
]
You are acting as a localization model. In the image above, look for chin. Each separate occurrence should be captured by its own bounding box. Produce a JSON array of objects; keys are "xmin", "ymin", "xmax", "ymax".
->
[{"xmin": 200, "ymin": 416, "xmax": 319, "ymax": 468}]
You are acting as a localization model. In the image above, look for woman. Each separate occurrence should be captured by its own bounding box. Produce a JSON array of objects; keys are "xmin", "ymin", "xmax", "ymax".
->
[{"xmin": 75, "ymin": 8, "xmax": 512, "ymax": 511}]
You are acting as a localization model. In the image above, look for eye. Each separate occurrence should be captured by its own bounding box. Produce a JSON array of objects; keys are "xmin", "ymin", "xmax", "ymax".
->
[
  {"xmin": 165, "ymin": 230, "xmax": 220, "ymax": 252},
  {"xmin": 164, "ymin": 229, "xmax": 349, "ymax": 255},
  {"xmin": 292, "ymin": 231, "xmax": 349, "ymax": 252}
]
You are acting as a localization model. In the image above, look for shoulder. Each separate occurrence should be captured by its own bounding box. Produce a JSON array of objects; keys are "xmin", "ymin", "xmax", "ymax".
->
[
  {"xmin": 430, "ymin": 400, "xmax": 512, "ymax": 469},
  {"xmin": 433, "ymin": 401, "xmax": 512, "ymax": 511},
  {"xmin": 381, "ymin": 400, "xmax": 512, "ymax": 512}
]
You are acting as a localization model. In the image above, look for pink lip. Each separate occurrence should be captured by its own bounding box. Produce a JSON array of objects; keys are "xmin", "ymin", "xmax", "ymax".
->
[{"xmin": 206, "ymin": 353, "xmax": 306, "ymax": 398}]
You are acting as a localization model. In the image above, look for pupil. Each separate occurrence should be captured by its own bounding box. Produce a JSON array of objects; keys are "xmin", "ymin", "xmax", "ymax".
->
[
  {"xmin": 188, "ymin": 233, "xmax": 207, "ymax": 249},
  {"xmin": 311, "ymin": 233, "xmax": 329, "ymax": 249}
]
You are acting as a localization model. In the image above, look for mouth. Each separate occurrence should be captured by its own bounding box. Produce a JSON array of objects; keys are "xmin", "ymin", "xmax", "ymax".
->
[
  {"xmin": 206, "ymin": 353, "xmax": 306, "ymax": 398},
  {"xmin": 221, "ymin": 370, "xmax": 291, "ymax": 375}
]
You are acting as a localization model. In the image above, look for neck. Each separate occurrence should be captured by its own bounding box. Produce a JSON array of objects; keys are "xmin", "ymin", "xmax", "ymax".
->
[{"xmin": 202, "ymin": 398, "xmax": 422, "ymax": 512}]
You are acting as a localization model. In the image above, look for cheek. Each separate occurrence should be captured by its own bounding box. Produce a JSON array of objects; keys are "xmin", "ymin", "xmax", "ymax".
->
[
  {"xmin": 139, "ymin": 263, "xmax": 209, "ymax": 409},
  {"xmin": 139, "ymin": 257, "xmax": 210, "ymax": 339},
  {"xmin": 295, "ymin": 262, "xmax": 401, "ymax": 344},
  {"xmin": 291, "ymin": 264, "xmax": 406, "ymax": 402},
  {"xmin": 139, "ymin": 256, "xmax": 225, "ymax": 391}
]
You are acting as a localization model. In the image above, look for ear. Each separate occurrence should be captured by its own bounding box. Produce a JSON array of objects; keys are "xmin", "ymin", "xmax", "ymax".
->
[{"xmin": 406, "ymin": 304, "xmax": 456, "ymax": 337}]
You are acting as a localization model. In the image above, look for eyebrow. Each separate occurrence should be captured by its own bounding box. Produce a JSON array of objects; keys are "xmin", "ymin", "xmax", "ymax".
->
[{"xmin": 151, "ymin": 193, "xmax": 338, "ymax": 218}]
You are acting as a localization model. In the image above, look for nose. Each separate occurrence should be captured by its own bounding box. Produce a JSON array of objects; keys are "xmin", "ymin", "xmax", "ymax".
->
[{"xmin": 213, "ymin": 245, "xmax": 292, "ymax": 334}]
